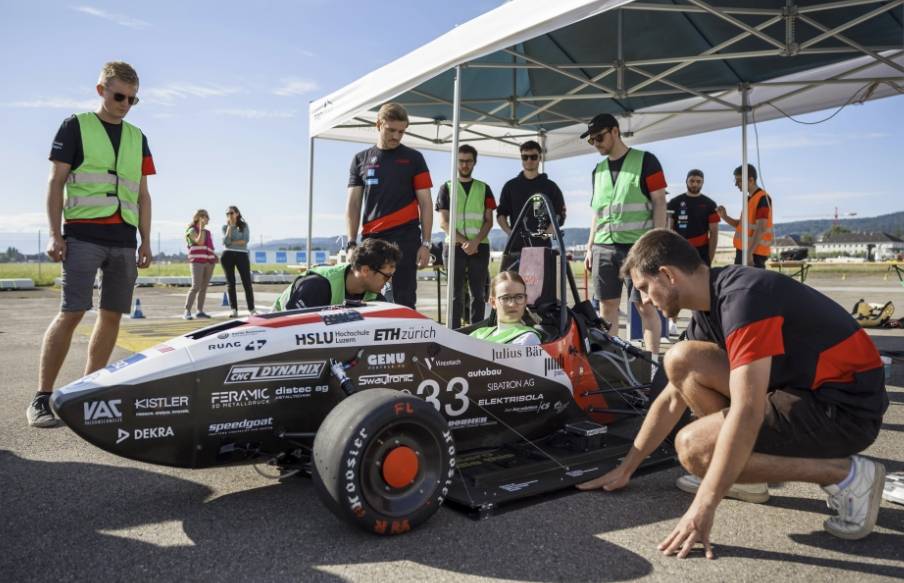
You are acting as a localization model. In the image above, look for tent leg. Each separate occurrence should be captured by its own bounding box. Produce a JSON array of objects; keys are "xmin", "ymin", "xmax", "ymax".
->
[
  {"xmin": 445, "ymin": 65, "xmax": 462, "ymax": 328},
  {"xmin": 740, "ymin": 83, "xmax": 749, "ymax": 267},
  {"xmin": 306, "ymin": 137, "xmax": 316, "ymax": 269}
]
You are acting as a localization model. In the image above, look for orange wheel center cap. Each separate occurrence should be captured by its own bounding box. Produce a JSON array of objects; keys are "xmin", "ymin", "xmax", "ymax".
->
[{"xmin": 382, "ymin": 446, "xmax": 419, "ymax": 488}]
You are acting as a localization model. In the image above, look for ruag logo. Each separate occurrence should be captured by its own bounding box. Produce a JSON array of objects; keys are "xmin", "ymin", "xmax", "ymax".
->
[
  {"xmin": 224, "ymin": 361, "xmax": 326, "ymax": 384},
  {"xmin": 84, "ymin": 399, "xmax": 122, "ymax": 425},
  {"xmin": 135, "ymin": 395, "xmax": 190, "ymax": 417},
  {"xmin": 210, "ymin": 388, "xmax": 270, "ymax": 409},
  {"xmin": 366, "ymin": 352, "xmax": 406, "ymax": 369},
  {"xmin": 208, "ymin": 341, "xmax": 241, "ymax": 351},
  {"xmin": 295, "ymin": 332, "xmax": 334, "ymax": 346},
  {"xmin": 116, "ymin": 426, "xmax": 174, "ymax": 444},
  {"xmin": 208, "ymin": 417, "xmax": 274, "ymax": 436},
  {"xmin": 358, "ymin": 373, "xmax": 415, "ymax": 387}
]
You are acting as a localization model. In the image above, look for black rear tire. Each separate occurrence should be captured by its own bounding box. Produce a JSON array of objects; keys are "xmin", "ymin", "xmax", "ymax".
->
[{"xmin": 313, "ymin": 388, "xmax": 455, "ymax": 535}]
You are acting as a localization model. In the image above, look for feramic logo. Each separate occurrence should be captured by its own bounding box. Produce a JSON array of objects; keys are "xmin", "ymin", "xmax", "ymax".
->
[
  {"xmin": 358, "ymin": 373, "xmax": 415, "ymax": 386},
  {"xmin": 211, "ymin": 388, "xmax": 270, "ymax": 409},
  {"xmin": 83, "ymin": 399, "xmax": 122, "ymax": 425},
  {"xmin": 225, "ymin": 361, "xmax": 326, "ymax": 384},
  {"xmin": 208, "ymin": 417, "xmax": 274, "ymax": 435}
]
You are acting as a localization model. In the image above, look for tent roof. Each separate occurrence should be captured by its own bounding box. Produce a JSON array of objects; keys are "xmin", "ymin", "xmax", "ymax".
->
[{"xmin": 309, "ymin": 0, "xmax": 903, "ymax": 160}]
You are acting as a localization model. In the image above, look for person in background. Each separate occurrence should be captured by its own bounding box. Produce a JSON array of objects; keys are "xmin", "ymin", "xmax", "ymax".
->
[
  {"xmin": 469, "ymin": 271, "xmax": 541, "ymax": 346},
  {"xmin": 717, "ymin": 164, "xmax": 773, "ymax": 268},
  {"xmin": 221, "ymin": 205, "xmax": 255, "ymax": 317},
  {"xmin": 183, "ymin": 209, "xmax": 216, "ymax": 320}
]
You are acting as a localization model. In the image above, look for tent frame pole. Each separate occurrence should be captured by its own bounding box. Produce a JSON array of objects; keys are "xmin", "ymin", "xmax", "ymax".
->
[
  {"xmin": 445, "ymin": 65, "xmax": 462, "ymax": 328},
  {"xmin": 740, "ymin": 83, "xmax": 750, "ymax": 267},
  {"xmin": 306, "ymin": 136, "xmax": 315, "ymax": 269}
]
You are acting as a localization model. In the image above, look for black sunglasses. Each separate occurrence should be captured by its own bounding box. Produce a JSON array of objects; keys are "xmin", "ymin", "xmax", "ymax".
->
[
  {"xmin": 374, "ymin": 267, "xmax": 395, "ymax": 281},
  {"xmin": 112, "ymin": 92, "xmax": 139, "ymax": 105},
  {"xmin": 587, "ymin": 129, "xmax": 611, "ymax": 145},
  {"xmin": 521, "ymin": 154, "xmax": 539, "ymax": 161}
]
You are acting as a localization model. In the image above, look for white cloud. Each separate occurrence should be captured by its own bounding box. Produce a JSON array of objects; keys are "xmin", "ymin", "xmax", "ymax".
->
[
  {"xmin": 273, "ymin": 78, "xmax": 319, "ymax": 97},
  {"xmin": 7, "ymin": 212, "xmax": 48, "ymax": 232},
  {"xmin": 3, "ymin": 98, "xmax": 97, "ymax": 109},
  {"xmin": 214, "ymin": 109, "xmax": 297, "ymax": 119},
  {"xmin": 141, "ymin": 83, "xmax": 242, "ymax": 105},
  {"xmin": 72, "ymin": 5, "xmax": 150, "ymax": 29},
  {"xmin": 299, "ymin": 49, "xmax": 316, "ymax": 58}
]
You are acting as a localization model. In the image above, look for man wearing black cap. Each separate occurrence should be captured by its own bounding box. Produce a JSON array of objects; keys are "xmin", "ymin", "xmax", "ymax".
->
[
  {"xmin": 582, "ymin": 113, "xmax": 667, "ymax": 353},
  {"xmin": 667, "ymin": 170, "xmax": 720, "ymax": 266}
]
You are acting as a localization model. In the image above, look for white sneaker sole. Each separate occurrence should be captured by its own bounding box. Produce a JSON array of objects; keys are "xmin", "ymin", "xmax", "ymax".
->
[
  {"xmin": 676, "ymin": 476, "xmax": 770, "ymax": 504},
  {"xmin": 825, "ymin": 463, "xmax": 886, "ymax": 540}
]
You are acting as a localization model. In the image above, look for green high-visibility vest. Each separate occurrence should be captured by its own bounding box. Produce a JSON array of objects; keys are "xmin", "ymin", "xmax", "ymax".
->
[
  {"xmin": 447, "ymin": 179, "xmax": 489, "ymax": 244},
  {"xmin": 469, "ymin": 323, "xmax": 539, "ymax": 344},
  {"xmin": 591, "ymin": 149, "xmax": 652, "ymax": 245},
  {"xmin": 273, "ymin": 263, "xmax": 380, "ymax": 311},
  {"xmin": 64, "ymin": 112, "xmax": 143, "ymax": 227}
]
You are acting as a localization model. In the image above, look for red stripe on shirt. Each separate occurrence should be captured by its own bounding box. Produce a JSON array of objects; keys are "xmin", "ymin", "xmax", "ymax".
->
[
  {"xmin": 645, "ymin": 170, "xmax": 667, "ymax": 193},
  {"xmin": 755, "ymin": 207, "xmax": 770, "ymax": 220},
  {"xmin": 485, "ymin": 195, "xmax": 497, "ymax": 210},
  {"xmin": 811, "ymin": 328, "xmax": 882, "ymax": 389},
  {"xmin": 412, "ymin": 171, "xmax": 432, "ymax": 190},
  {"xmin": 362, "ymin": 200, "xmax": 420, "ymax": 235},
  {"xmin": 708, "ymin": 212, "xmax": 720, "ymax": 224},
  {"xmin": 686, "ymin": 233, "xmax": 709, "ymax": 247},
  {"xmin": 142, "ymin": 155, "xmax": 156, "ymax": 176},
  {"xmin": 725, "ymin": 316, "xmax": 785, "ymax": 369}
]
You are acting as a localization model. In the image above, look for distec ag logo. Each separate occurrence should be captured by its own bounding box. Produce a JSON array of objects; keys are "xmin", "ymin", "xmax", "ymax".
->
[{"xmin": 224, "ymin": 361, "xmax": 326, "ymax": 384}]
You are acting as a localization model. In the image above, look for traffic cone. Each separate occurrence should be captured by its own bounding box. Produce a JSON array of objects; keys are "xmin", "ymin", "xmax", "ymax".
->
[
  {"xmin": 221, "ymin": 292, "xmax": 229, "ymax": 307},
  {"xmin": 130, "ymin": 297, "xmax": 145, "ymax": 319}
]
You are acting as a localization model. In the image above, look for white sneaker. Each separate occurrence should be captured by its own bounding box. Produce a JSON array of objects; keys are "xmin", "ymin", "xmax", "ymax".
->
[
  {"xmin": 823, "ymin": 456, "xmax": 886, "ymax": 540},
  {"xmin": 182, "ymin": 311, "xmax": 193, "ymax": 320},
  {"xmin": 676, "ymin": 474, "xmax": 770, "ymax": 504},
  {"xmin": 229, "ymin": 309, "xmax": 239, "ymax": 318},
  {"xmin": 668, "ymin": 320, "xmax": 678, "ymax": 336}
]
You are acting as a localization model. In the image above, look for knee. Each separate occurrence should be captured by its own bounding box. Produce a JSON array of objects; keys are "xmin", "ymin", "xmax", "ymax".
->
[
  {"xmin": 664, "ymin": 342, "xmax": 694, "ymax": 386},
  {"xmin": 675, "ymin": 424, "xmax": 711, "ymax": 476},
  {"xmin": 53, "ymin": 311, "xmax": 85, "ymax": 331}
]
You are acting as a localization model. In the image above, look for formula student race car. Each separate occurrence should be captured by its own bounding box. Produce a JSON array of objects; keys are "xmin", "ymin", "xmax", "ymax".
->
[{"xmin": 52, "ymin": 195, "xmax": 676, "ymax": 535}]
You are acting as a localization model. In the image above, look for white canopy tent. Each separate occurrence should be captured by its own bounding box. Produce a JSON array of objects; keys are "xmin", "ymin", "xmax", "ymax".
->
[{"xmin": 306, "ymin": 0, "xmax": 904, "ymax": 324}]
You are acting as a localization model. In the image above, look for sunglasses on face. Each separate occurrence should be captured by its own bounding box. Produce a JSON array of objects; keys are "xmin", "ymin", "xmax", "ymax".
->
[
  {"xmin": 109, "ymin": 91, "xmax": 139, "ymax": 105},
  {"xmin": 587, "ymin": 130, "xmax": 610, "ymax": 145},
  {"xmin": 521, "ymin": 154, "xmax": 539, "ymax": 161}
]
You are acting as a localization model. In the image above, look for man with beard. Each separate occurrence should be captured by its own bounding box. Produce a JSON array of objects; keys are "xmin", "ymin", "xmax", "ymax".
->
[{"xmin": 579, "ymin": 228, "xmax": 888, "ymax": 557}]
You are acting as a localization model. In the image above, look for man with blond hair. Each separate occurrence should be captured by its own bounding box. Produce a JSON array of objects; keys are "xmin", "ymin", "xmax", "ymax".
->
[
  {"xmin": 27, "ymin": 61, "xmax": 155, "ymax": 427},
  {"xmin": 346, "ymin": 103, "xmax": 433, "ymax": 309}
]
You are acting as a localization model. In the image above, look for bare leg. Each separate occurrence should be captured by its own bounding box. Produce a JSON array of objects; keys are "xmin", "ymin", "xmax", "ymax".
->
[
  {"xmin": 601, "ymin": 298, "xmax": 620, "ymax": 336},
  {"xmin": 84, "ymin": 309, "xmax": 122, "ymax": 375},
  {"xmin": 38, "ymin": 311, "xmax": 85, "ymax": 391},
  {"xmin": 637, "ymin": 301, "xmax": 661, "ymax": 354}
]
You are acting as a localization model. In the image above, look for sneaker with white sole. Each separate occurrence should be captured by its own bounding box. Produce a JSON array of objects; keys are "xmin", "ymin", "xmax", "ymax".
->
[
  {"xmin": 823, "ymin": 456, "xmax": 886, "ymax": 540},
  {"xmin": 676, "ymin": 473, "xmax": 770, "ymax": 504},
  {"xmin": 229, "ymin": 309, "xmax": 239, "ymax": 318},
  {"xmin": 26, "ymin": 393, "xmax": 59, "ymax": 428},
  {"xmin": 668, "ymin": 320, "xmax": 678, "ymax": 336},
  {"xmin": 182, "ymin": 311, "xmax": 193, "ymax": 320},
  {"xmin": 195, "ymin": 311, "xmax": 211, "ymax": 319}
]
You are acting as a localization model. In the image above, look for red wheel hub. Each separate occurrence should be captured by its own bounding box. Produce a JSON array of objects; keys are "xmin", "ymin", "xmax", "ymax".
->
[{"xmin": 381, "ymin": 446, "xmax": 419, "ymax": 489}]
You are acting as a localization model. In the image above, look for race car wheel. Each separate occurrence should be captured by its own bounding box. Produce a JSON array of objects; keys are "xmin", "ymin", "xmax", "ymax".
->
[{"xmin": 313, "ymin": 388, "xmax": 455, "ymax": 535}]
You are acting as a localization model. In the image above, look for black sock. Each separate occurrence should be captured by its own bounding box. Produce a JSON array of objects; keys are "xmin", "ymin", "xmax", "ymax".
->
[{"xmin": 34, "ymin": 391, "xmax": 51, "ymax": 399}]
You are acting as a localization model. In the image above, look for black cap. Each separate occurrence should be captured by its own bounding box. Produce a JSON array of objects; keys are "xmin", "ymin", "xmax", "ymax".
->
[
  {"xmin": 580, "ymin": 113, "xmax": 619, "ymax": 139},
  {"xmin": 687, "ymin": 169, "xmax": 704, "ymax": 179}
]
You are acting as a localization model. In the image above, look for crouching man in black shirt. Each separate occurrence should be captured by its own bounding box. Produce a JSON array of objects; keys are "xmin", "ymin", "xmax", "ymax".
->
[{"xmin": 579, "ymin": 229, "xmax": 888, "ymax": 557}]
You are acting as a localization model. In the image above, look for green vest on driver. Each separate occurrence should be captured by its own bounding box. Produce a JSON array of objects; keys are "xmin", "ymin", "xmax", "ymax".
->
[
  {"xmin": 64, "ymin": 112, "xmax": 143, "ymax": 227},
  {"xmin": 273, "ymin": 263, "xmax": 380, "ymax": 311},
  {"xmin": 591, "ymin": 148, "xmax": 652, "ymax": 245},
  {"xmin": 469, "ymin": 323, "xmax": 540, "ymax": 344},
  {"xmin": 447, "ymin": 179, "xmax": 489, "ymax": 244}
]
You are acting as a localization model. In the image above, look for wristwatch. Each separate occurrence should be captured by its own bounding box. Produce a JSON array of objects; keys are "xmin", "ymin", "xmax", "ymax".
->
[{"xmin": 421, "ymin": 240, "xmax": 432, "ymax": 249}]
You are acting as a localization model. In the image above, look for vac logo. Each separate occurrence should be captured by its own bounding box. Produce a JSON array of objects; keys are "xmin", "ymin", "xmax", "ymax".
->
[
  {"xmin": 225, "ymin": 361, "xmax": 326, "ymax": 384},
  {"xmin": 84, "ymin": 399, "xmax": 122, "ymax": 425}
]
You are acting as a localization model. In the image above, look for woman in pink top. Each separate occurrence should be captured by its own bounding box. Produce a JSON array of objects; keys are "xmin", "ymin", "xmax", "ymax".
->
[{"xmin": 184, "ymin": 209, "xmax": 217, "ymax": 319}]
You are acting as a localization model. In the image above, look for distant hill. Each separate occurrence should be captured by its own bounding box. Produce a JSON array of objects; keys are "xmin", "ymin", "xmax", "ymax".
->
[{"xmin": 256, "ymin": 211, "xmax": 904, "ymax": 252}]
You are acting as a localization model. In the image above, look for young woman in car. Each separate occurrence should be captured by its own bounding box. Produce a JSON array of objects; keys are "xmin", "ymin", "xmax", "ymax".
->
[{"xmin": 469, "ymin": 271, "xmax": 541, "ymax": 345}]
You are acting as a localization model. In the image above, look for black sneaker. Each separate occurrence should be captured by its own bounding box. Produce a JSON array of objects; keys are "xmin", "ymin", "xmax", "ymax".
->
[{"xmin": 26, "ymin": 393, "xmax": 59, "ymax": 428}]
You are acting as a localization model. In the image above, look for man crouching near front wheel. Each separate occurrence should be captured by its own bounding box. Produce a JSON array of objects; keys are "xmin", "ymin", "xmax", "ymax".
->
[{"xmin": 578, "ymin": 228, "xmax": 888, "ymax": 559}]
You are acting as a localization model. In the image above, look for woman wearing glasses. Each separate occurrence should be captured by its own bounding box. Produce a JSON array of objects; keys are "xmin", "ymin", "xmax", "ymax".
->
[
  {"xmin": 183, "ymin": 209, "xmax": 216, "ymax": 319},
  {"xmin": 221, "ymin": 206, "xmax": 255, "ymax": 317},
  {"xmin": 469, "ymin": 271, "xmax": 541, "ymax": 346}
]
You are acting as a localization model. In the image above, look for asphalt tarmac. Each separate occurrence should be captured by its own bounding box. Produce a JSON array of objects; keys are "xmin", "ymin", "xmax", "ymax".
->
[{"xmin": 1, "ymin": 275, "xmax": 903, "ymax": 582}]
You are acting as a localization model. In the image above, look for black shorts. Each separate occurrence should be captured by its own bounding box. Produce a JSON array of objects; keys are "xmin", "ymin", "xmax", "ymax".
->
[{"xmin": 734, "ymin": 387, "xmax": 882, "ymax": 459}]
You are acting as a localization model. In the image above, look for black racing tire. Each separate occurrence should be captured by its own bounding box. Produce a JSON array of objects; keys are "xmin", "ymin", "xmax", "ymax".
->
[{"xmin": 312, "ymin": 388, "xmax": 455, "ymax": 535}]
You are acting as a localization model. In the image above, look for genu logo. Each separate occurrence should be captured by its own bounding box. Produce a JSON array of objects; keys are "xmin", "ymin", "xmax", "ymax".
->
[
  {"xmin": 366, "ymin": 352, "xmax": 406, "ymax": 368},
  {"xmin": 84, "ymin": 399, "xmax": 122, "ymax": 425}
]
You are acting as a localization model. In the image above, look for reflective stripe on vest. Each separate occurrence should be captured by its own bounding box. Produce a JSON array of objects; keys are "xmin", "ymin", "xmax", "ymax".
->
[
  {"xmin": 309, "ymin": 263, "xmax": 380, "ymax": 305},
  {"xmin": 469, "ymin": 324, "xmax": 539, "ymax": 344},
  {"xmin": 591, "ymin": 149, "xmax": 652, "ymax": 245},
  {"xmin": 448, "ymin": 179, "xmax": 489, "ymax": 244},
  {"xmin": 732, "ymin": 189, "xmax": 774, "ymax": 256},
  {"xmin": 64, "ymin": 112, "xmax": 143, "ymax": 227}
]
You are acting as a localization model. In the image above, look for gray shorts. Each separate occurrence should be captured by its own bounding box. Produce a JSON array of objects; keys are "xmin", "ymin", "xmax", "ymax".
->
[
  {"xmin": 592, "ymin": 243, "xmax": 640, "ymax": 302},
  {"xmin": 61, "ymin": 238, "xmax": 137, "ymax": 313}
]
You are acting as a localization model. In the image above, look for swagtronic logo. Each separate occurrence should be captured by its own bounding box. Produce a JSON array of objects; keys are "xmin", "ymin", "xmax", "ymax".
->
[
  {"xmin": 367, "ymin": 352, "xmax": 406, "ymax": 369},
  {"xmin": 135, "ymin": 395, "xmax": 190, "ymax": 417},
  {"xmin": 84, "ymin": 399, "xmax": 122, "ymax": 425},
  {"xmin": 208, "ymin": 417, "xmax": 274, "ymax": 436},
  {"xmin": 225, "ymin": 361, "xmax": 326, "ymax": 384},
  {"xmin": 211, "ymin": 388, "xmax": 270, "ymax": 409},
  {"xmin": 358, "ymin": 373, "xmax": 415, "ymax": 386}
]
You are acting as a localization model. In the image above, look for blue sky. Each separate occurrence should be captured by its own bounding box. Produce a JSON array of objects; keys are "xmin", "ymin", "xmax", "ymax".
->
[{"xmin": 2, "ymin": 0, "xmax": 902, "ymax": 254}]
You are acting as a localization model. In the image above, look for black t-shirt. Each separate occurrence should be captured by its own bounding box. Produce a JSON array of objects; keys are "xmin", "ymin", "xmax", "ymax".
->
[
  {"xmin": 49, "ymin": 114, "xmax": 155, "ymax": 248},
  {"xmin": 285, "ymin": 268, "xmax": 385, "ymax": 309},
  {"xmin": 594, "ymin": 149, "xmax": 666, "ymax": 199},
  {"xmin": 687, "ymin": 266, "xmax": 887, "ymax": 419},
  {"xmin": 348, "ymin": 144, "xmax": 432, "ymax": 236},
  {"xmin": 497, "ymin": 172, "xmax": 566, "ymax": 250},
  {"xmin": 667, "ymin": 193, "xmax": 719, "ymax": 248}
]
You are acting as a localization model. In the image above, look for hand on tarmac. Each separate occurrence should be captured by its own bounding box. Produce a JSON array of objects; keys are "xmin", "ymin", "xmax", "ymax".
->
[
  {"xmin": 576, "ymin": 465, "xmax": 630, "ymax": 492},
  {"xmin": 659, "ymin": 502, "xmax": 716, "ymax": 560},
  {"xmin": 46, "ymin": 235, "xmax": 66, "ymax": 262}
]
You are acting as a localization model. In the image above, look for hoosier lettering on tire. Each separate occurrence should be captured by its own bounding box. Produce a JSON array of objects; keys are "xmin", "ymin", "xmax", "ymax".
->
[{"xmin": 312, "ymin": 388, "xmax": 455, "ymax": 535}]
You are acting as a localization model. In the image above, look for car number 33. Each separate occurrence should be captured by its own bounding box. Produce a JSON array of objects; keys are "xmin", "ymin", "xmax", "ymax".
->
[{"xmin": 415, "ymin": 377, "xmax": 469, "ymax": 417}]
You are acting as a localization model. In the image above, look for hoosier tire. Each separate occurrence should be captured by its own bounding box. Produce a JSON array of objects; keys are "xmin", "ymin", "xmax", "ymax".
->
[{"xmin": 313, "ymin": 388, "xmax": 455, "ymax": 535}]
